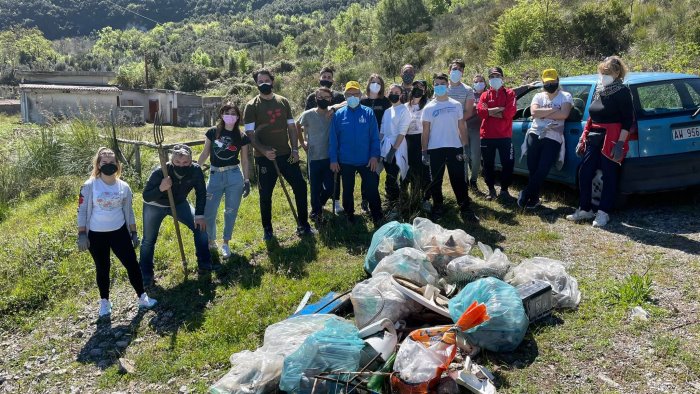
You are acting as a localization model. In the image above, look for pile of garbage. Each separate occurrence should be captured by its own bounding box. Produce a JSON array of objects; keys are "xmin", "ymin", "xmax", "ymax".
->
[{"xmin": 211, "ymin": 218, "xmax": 581, "ymax": 394}]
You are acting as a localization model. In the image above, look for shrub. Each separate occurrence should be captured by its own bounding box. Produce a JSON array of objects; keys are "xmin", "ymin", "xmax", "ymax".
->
[{"xmin": 566, "ymin": 1, "xmax": 631, "ymax": 58}]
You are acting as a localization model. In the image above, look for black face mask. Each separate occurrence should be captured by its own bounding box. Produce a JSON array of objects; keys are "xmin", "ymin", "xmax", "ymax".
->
[
  {"xmin": 100, "ymin": 163, "xmax": 117, "ymax": 176},
  {"xmin": 317, "ymin": 98, "xmax": 331, "ymax": 109},
  {"xmin": 257, "ymin": 83, "xmax": 273, "ymax": 95},
  {"xmin": 543, "ymin": 83, "xmax": 559, "ymax": 93},
  {"xmin": 411, "ymin": 88, "xmax": 424, "ymax": 98},
  {"xmin": 402, "ymin": 74, "xmax": 414, "ymax": 84},
  {"xmin": 388, "ymin": 94, "xmax": 401, "ymax": 103},
  {"xmin": 319, "ymin": 80, "xmax": 333, "ymax": 88},
  {"xmin": 172, "ymin": 165, "xmax": 192, "ymax": 178}
]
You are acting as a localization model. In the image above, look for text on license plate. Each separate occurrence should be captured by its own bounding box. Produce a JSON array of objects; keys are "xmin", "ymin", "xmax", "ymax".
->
[{"xmin": 672, "ymin": 126, "xmax": 700, "ymax": 140}]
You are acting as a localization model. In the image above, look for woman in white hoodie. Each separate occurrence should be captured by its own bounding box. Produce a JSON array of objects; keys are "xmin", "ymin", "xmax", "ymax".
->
[
  {"xmin": 380, "ymin": 84, "xmax": 411, "ymax": 215},
  {"xmin": 77, "ymin": 147, "xmax": 156, "ymax": 318}
]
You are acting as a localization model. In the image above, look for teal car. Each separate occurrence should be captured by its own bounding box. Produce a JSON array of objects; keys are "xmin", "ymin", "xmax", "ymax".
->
[{"xmin": 510, "ymin": 72, "xmax": 700, "ymax": 203}]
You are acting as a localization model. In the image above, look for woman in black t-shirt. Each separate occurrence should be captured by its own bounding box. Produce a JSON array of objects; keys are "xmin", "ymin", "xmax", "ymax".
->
[
  {"xmin": 361, "ymin": 73, "xmax": 392, "ymax": 133},
  {"xmin": 197, "ymin": 103, "xmax": 251, "ymax": 259}
]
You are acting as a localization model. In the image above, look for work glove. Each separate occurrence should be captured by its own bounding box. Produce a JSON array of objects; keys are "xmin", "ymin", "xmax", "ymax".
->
[
  {"xmin": 243, "ymin": 180, "xmax": 251, "ymax": 198},
  {"xmin": 385, "ymin": 147, "xmax": 396, "ymax": 164},
  {"xmin": 612, "ymin": 141, "xmax": 624, "ymax": 162},
  {"xmin": 131, "ymin": 231, "xmax": 140, "ymax": 248},
  {"xmin": 460, "ymin": 144, "xmax": 470, "ymax": 162},
  {"xmin": 78, "ymin": 232, "xmax": 89, "ymax": 252},
  {"xmin": 421, "ymin": 151, "xmax": 430, "ymax": 166},
  {"xmin": 575, "ymin": 141, "xmax": 585, "ymax": 158}
]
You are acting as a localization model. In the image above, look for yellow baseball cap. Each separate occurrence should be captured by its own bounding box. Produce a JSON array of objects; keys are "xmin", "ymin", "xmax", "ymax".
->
[
  {"xmin": 542, "ymin": 69, "xmax": 558, "ymax": 83},
  {"xmin": 344, "ymin": 81, "xmax": 362, "ymax": 92}
]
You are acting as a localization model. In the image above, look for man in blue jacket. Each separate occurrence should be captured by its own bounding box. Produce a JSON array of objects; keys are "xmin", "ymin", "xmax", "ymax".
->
[{"xmin": 329, "ymin": 81, "xmax": 383, "ymax": 225}]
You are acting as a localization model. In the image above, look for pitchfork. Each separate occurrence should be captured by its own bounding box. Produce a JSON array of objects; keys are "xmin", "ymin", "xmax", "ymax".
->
[{"xmin": 154, "ymin": 112, "xmax": 188, "ymax": 278}]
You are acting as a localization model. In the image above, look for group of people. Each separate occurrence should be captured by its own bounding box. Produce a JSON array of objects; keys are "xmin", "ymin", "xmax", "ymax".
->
[{"xmin": 76, "ymin": 56, "xmax": 634, "ymax": 317}]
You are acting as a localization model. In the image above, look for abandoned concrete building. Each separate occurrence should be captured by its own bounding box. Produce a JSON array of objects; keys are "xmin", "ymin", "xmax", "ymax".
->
[{"xmin": 18, "ymin": 71, "xmax": 221, "ymax": 126}]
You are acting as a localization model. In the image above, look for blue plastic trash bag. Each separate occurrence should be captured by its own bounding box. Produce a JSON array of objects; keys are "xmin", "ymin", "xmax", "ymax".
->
[
  {"xmin": 364, "ymin": 221, "xmax": 415, "ymax": 274},
  {"xmin": 448, "ymin": 277, "xmax": 528, "ymax": 352},
  {"xmin": 279, "ymin": 317, "xmax": 367, "ymax": 393}
]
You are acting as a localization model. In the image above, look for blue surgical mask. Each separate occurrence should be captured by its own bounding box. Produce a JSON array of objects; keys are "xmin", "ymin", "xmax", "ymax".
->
[
  {"xmin": 347, "ymin": 96, "xmax": 360, "ymax": 108},
  {"xmin": 449, "ymin": 70, "xmax": 462, "ymax": 83},
  {"xmin": 489, "ymin": 78, "xmax": 503, "ymax": 90},
  {"xmin": 434, "ymin": 84, "xmax": 448, "ymax": 97}
]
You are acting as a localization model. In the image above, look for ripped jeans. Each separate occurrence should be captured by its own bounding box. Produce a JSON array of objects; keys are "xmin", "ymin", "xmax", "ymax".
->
[{"xmin": 204, "ymin": 168, "xmax": 244, "ymax": 242}]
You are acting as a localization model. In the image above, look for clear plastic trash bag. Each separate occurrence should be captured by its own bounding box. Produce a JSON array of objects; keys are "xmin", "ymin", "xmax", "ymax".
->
[
  {"xmin": 506, "ymin": 257, "xmax": 581, "ymax": 309},
  {"xmin": 373, "ymin": 247, "xmax": 438, "ymax": 286}
]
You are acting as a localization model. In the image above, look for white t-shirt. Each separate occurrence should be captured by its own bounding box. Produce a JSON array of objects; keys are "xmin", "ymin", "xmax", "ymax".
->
[
  {"xmin": 381, "ymin": 104, "xmax": 411, "ymax": 143},
  {"xmin": 529, "ymin": 90, "xmax": 573, "ymax": 144},
  {"xmin": 421, "ymin": 98, "xmax": 464, "ymax": 149},
  {"xmin": 89, "ymin": 178, "xmax": 126, "ymax": 232},
  {"xmin": 406, "ymin": 103, "xmax": 424, "ymax": 135}
]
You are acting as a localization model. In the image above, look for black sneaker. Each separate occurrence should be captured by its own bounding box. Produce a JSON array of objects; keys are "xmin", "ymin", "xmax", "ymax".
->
[
  {"xmin": 310, "ymin": 211, "xmax": 323, "ymax": 224},
  {"xmin": 461, "ymin": 208, "xmax": 480, "ymax": 222},
  {"xmin": 525, "ymin": 198, "xmax": 542, "ymax": 210},
  {"xmin": 430, "ymin": 206, "xmax": 444, "ymax": 221},
  {"xmin": 498, "ymin": 188, "xmax": 512, "ymax": 200},
  {"xmin": 263, "ymin": 227, "xmax": 274, "ymax": 241},
  {"xmin": 143, "ymin": 277, "xmax": 155, "ymax": 289},
  {"xmin": 485, "ymin": 187, "xmax": 497, "ymax": 200},
  {"xmin": 517, "ymin": 190, "xmax": 527, "ymax": 208},
  {"xmin": 296, "ymin": 223, "xmax": 316, "ymax": 237},
  {"xmin": 210, "ymin": 262, "xmax": 223, "ymax": 271},
  {"xmin": 469, "ymin": 180, "xmax": 479, "ymax": 190},
  {"xmin": 361, "ymin": 200, "xmax": 370, "ymax": 214}
]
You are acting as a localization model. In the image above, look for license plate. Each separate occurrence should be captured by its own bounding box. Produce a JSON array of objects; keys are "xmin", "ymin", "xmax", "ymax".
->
[{"xmin": 672, "ymin": 125, "xmax": 700, "ymax": 140}]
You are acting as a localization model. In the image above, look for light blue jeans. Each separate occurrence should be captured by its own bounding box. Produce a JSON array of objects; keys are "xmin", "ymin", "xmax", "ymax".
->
[{"xmin": 204, "ymin": 168, "xmax": 244, "ymax": 242}]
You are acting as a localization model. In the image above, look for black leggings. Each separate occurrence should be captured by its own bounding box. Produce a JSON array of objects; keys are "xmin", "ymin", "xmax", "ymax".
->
[{"xmin": 88, "ymin": 224, "xmax": 144, "ymax": 300}]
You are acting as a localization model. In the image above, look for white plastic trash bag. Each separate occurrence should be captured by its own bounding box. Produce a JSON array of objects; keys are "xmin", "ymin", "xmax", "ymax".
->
[
  {"xmin": 506, "ymin": 257, "xmax": 581, "ymax": 309},
  {"xmin": 351, "ymin": 272, "xmax": 419, "ymax": 329},
  {"xmin": 373, "ymin": 247, "xmax": 438, "ymax": 286},
  {"xmin": 413, "ymin": 217, "xmax": 475, "ymax": 274},
  {"xmin": 210, "ymin": 314, "xmax": 336, "ymax": 394},
  {"xmin": 445, "ymin": 242, "xmax": 511, "ymax": 286}
]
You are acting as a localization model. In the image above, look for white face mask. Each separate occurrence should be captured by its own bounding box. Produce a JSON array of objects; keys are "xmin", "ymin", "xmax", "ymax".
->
[
  {"xmin": 599, "ymin": 74, "xmax": 615, "ymax": 87},
  {"xmin": 369, "ymin": 82, "xmax": 381, "ymax": 94},
  {"xmin": 489, "ymin": 78, "xmax": 503, "ymax": 90},
  {"xmin": 473, "ymin": 82, "xmax": 486, "ymax": 92}
]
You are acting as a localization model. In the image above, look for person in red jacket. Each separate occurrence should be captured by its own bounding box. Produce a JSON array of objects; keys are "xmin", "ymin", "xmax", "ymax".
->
[{"xmin": 477, "ymin": 66, "xmax": 517, "ymax": 200}]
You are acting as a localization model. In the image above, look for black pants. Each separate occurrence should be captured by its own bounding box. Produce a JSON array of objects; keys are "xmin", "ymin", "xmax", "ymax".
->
[
  {"xmin": 256, "ymin": 154, "xmax": 309, "ymax": 229},
  {"xmin": 427, "ymin": 147, "xmax": 470, "ymax": 212},
  {"xmin": 88, "ymin": 224, "xmax": 144, "ymax": 300},
  {"xmin": 402, "ymin": 134, "xmax": 430, "ymax": 201},
  {"xmin": 341, "ymin": 164, "xmax": 382, "ymax": 220},
  {"xmin": 578, "ymin": 138, "xmax": 619, "ymax": 213},
  {"xmin": 523, "ymin": 134, "xmax": 561, "ymax": 204},
  {"xmin": 481, "ymin": 137, "xmax": 514, "ymax": 190},
  {"xmin": 384, "ymin": 160, "xmax": 400, "ymax": 203}
]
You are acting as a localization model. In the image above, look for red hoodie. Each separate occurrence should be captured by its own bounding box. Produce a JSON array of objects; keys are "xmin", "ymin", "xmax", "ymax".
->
[{"xmin": 477, "ymin": 87, "xmax": 517, "ymax": 139}]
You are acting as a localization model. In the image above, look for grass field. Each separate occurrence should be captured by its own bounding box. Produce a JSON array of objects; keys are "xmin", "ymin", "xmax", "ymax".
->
[{"xmin": 0, "ymin": 114, "xmax": 699, "ymax": 393}]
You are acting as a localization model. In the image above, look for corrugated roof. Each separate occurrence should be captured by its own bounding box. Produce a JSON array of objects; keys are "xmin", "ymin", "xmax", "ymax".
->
[{"xmin": 19, "ymin": 84, "xmax": 121, "ymax": 93}]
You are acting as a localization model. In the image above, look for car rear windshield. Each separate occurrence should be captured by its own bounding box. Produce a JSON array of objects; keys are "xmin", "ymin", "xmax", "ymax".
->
[{"xmin": 633, "ymin": 78, "xmax": 700, "ymax": 118}]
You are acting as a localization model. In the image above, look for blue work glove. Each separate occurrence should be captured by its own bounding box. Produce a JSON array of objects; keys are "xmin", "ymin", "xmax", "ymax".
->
[
  {"xmin": 78, "ymin": 232, "xmax": 89, "ymax": 252},
  {"xmin": 243, "ymin": 180, "xmax": 251, "ymax": 198},
  {"xmin": 385, "ymin": 147, "xmax": 397, "ymax": 164},
  {"xmin": 131, "ymin": 231, "xmax": 140, "ymax": 248},
  {"xmin": 612, "ymin": 141, "xmax": 624, "ymax": 162},
  {"xmin": 422, "ymin": 151, "xmax": 430, "ymax": 166}
]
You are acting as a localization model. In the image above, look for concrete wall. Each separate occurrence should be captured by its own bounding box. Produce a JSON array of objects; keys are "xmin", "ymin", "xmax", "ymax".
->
[
  {"xmin": 177, "ymin": 107, "xmax": 204, "ymax": 127},
  {"xmin": 21, "ymin": 91, "xmax": 118, "ymax": 124},
  {"xmin": 0, "ymin": 101, "xmax": 20, "ymax": 115},
  {"xmin": 177, "ymin": 93, "xmax": 202, "ymax": 107},
  {"xmin": 118, "ymin": 106, "xmax": 145, "ymax": 125}
]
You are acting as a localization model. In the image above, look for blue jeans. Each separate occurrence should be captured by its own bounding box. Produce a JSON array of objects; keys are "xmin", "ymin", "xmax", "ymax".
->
[
  {"xmin": 308, "ymin": 159, "xmax": 334, "ymax": 214},
  {"xmin": 204, "ymin": 168, "xmax": 244, "ymax": 242},
  {"xmin": 140, "ymin": 201, "xmax": 212, "ymax": 281},
  {"xmin": 578, "ymin": 142, "xmax": 619, "ymax": 213},
  {"xmin": 522, "ymin": 134, "xmax": 561, "ymax": 204}
]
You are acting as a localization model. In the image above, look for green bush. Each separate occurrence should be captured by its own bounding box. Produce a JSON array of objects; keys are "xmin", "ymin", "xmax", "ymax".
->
[
  {"xmin": 490, "ymin": 0, "xmax": 554, "ymax": 64},
  {"xmin": 566, "ymin": 1, "xmax": 631, "ymax": 57}
]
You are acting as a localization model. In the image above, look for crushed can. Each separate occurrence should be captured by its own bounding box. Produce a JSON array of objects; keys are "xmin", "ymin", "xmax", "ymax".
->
[{"xmin": 516, "ymin": 280, "xmax": 553, "ymax": 323}]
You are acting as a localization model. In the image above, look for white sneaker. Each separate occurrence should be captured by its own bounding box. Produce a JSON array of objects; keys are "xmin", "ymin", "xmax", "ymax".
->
[
  {"xmin": 334, "ymin": 200, "xmax": 344, "ymax": 214},
  {"xmin": 565, "ymin": 208, "xmax": 595, "ymax": 222},
  {"xmin": 422, "ymin": 200, "xmax": 432, "ymax": 213},
  {"xmin": 138, "ymin": 293, "xmax": 157, "ymax": 309},
  {"xmin": 221, "ymin": 244, "xmax": 231, "ymax": 259},
  {"xmin": 592, "ymin": 210, "xmax": 610, "ymax": 228},
  {"xmin": 98, "ymin": 299, "xmax": 112, "ymax": 317}
]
